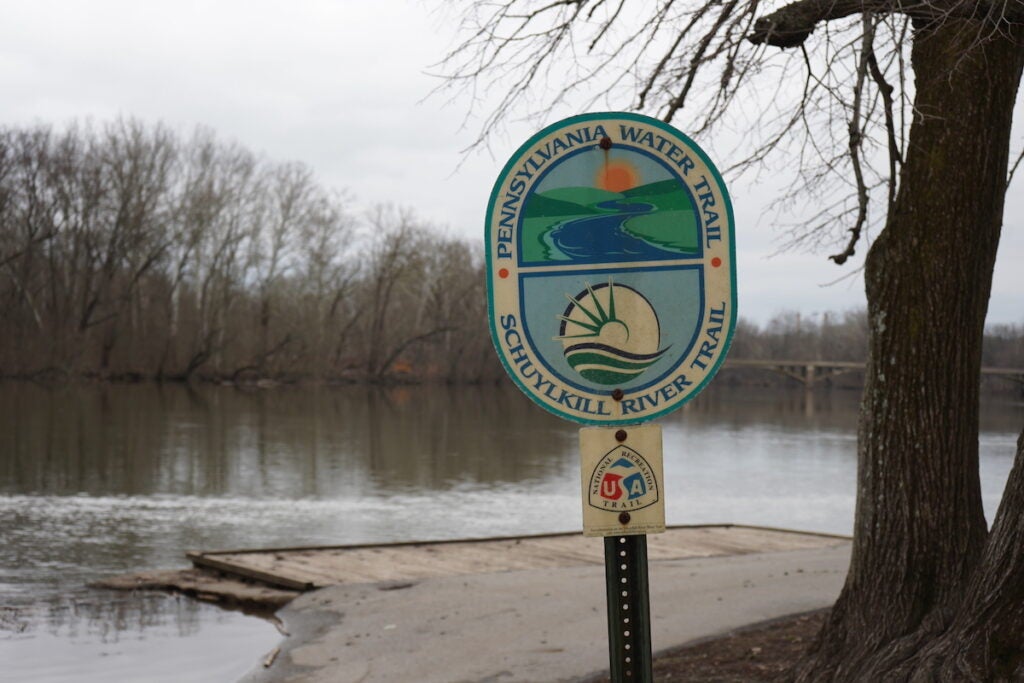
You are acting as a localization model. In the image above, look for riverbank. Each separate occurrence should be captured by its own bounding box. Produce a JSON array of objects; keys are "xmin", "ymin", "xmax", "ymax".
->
[
  {"xmin": 98, "ymin": 526, "xmax": 850, "ymax": 682},
  {"xmin": 7, "ymin": 366, "xmax": 1023, "ymax": 397},
  {"xmin": 238, "ymin": 540, "xmax": 850, "ymax": 682},
  {"xmin": 594, "ymin": 610, "xmax": 828, "ymax": 682}
]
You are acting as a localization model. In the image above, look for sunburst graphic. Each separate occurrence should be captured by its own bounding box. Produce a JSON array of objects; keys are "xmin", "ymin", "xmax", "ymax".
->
[{"xmin": 555, "ymin": 280, "xmax": 668, "ymax": 385}]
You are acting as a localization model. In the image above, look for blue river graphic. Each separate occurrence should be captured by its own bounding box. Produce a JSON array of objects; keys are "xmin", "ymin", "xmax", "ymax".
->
[{"xmin": 549, "ymin": 200, "xmax": 683, "ymax": 263}]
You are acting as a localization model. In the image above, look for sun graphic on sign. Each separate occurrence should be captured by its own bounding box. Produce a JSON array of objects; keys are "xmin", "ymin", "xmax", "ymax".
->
[
  {"xmin": 555, "ymin": 280, "xmax": 668, "ymax": 385},
  {"xmin": 595, "ymin": 159, "xmax": 640, "ymax": 192}
]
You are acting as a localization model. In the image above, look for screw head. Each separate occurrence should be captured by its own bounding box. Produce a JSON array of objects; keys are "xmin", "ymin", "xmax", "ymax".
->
[
  {"xmin": 615, "ymin": 429, "xmax": 627, "ymax": 442},
  {"xmin": 618, "ymin": 512, "xmax": 631, "ymax": 525},
  {"xmin": 599, "ymin": 136, "xmax": 613, "ymax": 150},
  {"xmin": 611, "ymin": 389, "xmax": 624, "ymax": 401}
]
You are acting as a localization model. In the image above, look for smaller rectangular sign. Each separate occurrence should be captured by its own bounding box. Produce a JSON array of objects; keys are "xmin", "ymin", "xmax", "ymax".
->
[{"xmin": 580, "ymin": 425, "xmax": 666, "ymax": 537}]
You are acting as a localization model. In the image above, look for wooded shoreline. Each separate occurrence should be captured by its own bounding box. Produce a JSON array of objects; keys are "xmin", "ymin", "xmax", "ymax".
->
[
  {"xmin": 4, "ymin": 362, "xmax": 1022, "ymax": 397},
  {"xmin": 3, "ymin": 122, "xmax": 1021, "ymax": 391}
]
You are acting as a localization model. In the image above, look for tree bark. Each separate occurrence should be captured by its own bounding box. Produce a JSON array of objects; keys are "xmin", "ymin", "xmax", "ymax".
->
[
  {"xmin": 795, "ymin": 19, "xmax": 1024, "ymax": 681},
  {"xmin": 901, "ymin": 428, "xmax": 1024, "ymax": 680}
]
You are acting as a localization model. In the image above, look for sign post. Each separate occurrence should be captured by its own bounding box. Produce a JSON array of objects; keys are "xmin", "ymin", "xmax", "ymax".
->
[
  {"xmin": 485, "ymin": 112, "xmax": 735, "ymax": 682},
  {"xmin": 583, "ymin": 424, "xmax": 663, "ymax": 679}
]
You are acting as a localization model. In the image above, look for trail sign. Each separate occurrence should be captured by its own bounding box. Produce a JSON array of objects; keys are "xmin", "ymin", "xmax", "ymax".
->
[
  {"xmin": 485, "ymin": 112, "xmax": 737, "ymax": 683},
  {"xmin": 580, "ymin": 424, "xmax": 665, "ymax": 537},
  {"xmin": 485, "ymin": 112, "xmax": 736, "ymax": 425}
]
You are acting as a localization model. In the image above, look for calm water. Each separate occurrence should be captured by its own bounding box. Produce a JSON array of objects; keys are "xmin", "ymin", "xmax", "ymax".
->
[{"xmin": 0, "ymin": 381, "xmax": 1020, "ymax": 682}]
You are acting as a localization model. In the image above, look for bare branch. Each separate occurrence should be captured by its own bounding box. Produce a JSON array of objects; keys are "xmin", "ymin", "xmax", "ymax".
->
[
  {"xmin": 587, "ymin": 0, "xmax": 626, "ymax": 51},
  {"xmin": 1008, "ymin": 146, "xmax": 1024, "ymax": 189},
  {"xmin": 865, "ymin": 22, "xmax": 901, "ymax": 213},
  {"xmin": 665, "ymin": 0, "xmax": 742, "ymax": 121},
  {"xmin": 748, "ymin": 0, "xmax": 1024, "ymax": 48},
  {"xmin": 637, "ymin": 3, "xmax": 711, "ymax": 109},
  {"xmin": 749, "ymin": 0, "xmax": 867, "ymax": 48}
]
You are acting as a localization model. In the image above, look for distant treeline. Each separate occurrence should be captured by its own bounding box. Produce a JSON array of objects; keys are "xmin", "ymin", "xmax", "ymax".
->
[
  {"xmin": 728, "ymin": 312, "xmax": 1023, "ymax": 393},
  {"xmin": 732, "ymin": 310, "xmax": 1024, "ymax": 369},
  {"xmin": 1, "ymin": 121, "xmax": 1021, "ymax": 388},
  {"xmin": 0, "ymin": 120, "xmax": 495, "ymax": 383}
]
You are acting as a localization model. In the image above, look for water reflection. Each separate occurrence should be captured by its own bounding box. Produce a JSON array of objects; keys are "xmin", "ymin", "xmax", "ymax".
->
[
  {"xmin": 1, "ymin": 592, "xmax": 278, "ymax": 683},
  {"xmin": 0, "ymin": 382, "xmax": 577, "ymax": 499}
]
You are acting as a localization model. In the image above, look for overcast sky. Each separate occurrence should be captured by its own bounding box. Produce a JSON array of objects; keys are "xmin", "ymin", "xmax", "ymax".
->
[{"xmin": 2, "ymin": 0, "xmax": 1021, "ymax": 326}]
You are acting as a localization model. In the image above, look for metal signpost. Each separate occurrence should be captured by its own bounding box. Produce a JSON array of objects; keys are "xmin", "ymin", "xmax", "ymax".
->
[{"xmin": 485, "ymin": 112, "xmax": 735, "ymax": 682}]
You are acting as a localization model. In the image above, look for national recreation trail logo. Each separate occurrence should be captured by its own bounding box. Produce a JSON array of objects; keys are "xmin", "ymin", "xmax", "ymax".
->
[
  {"xmin": 588, "ymin": 446, "xmax": 660, "ymax": 512},
  {"xmin": 485, "ymin": 112, "xmax": 736, "ymax": 426},
  {"xmin": 557, "ymin": 280, "xmax": 668, "ymax": 385}
]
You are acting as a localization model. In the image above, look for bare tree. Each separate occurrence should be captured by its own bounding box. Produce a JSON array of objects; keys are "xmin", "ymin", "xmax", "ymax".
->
[
  {"xmin": 440, "ymin": 1, "xmax": 1024, "ymax": 679},
  {"xmin": 415, "ymin": 236, "xmax": 487, "ymax": 382},
  {"xmin": 0, "ymin": 120, "xmax": 506, "ymax": 385},
  {"xmin": 0, "ymin": 128, "xmax": 58, "ymax": 371},
  {"xmin": 240, "ymin": 162, "xmax": 311, "ymax": 376},
  {"xmin": 361, "ymin": 206, "xmax": 456, "ymax": 380},
  {"xmin": 92, "ymin": 120, "xmax": 178, "ymax": 373},
  {"xmin": 295, "ymin": 189, "xmax": 360, "ymax": 377}
]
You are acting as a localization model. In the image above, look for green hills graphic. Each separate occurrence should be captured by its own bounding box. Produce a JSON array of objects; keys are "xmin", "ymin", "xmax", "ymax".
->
[
  {"xmin": 622, "ymin": 179, "xmax": 693, "ymax": 211},
  {"xmin": 520, "ymin": 180, "xmax": 700, "ymax": 262},
  {"xmin": 530, "ymin": 186, "xmax": 623, "ymax": 211},
  {"xmin": 523, "ymin": 193, "xmax": 602, "ymax": 219}
]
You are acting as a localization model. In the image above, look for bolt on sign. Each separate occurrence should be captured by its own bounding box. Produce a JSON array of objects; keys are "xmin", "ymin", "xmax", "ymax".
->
[{"xmin": 486, "ymin": 112, "xmax": 736, "ymax": 427}]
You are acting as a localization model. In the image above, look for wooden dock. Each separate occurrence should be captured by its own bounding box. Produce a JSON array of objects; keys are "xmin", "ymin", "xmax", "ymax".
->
[
  {"xmin": 187, "ymin": 524, "xmax": 848, "ymax": 591},
  {"xmin": 96, "ymin": 525, "xmax": 849, "ymax": 611}
]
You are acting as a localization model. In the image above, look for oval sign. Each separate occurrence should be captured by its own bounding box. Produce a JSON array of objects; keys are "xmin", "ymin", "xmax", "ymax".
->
[{"xmin": 485, "ymin": 112, "xmax": 736, "ymax": 425}]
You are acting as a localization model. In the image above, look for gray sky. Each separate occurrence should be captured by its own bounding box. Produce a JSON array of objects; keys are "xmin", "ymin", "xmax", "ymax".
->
[{"xmin": 2, "ymin": 0, "xmax": 1021, "ymax": 326}]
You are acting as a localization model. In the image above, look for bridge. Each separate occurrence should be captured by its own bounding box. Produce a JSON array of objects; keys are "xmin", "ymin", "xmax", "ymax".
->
[{"xmin": 721, "ymin": 359, "xmax": 1024, "ymax": 390}]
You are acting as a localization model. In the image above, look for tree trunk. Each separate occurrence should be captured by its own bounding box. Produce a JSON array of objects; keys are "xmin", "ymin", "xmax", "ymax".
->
[
  {"xmin": 901, "ymin": 428, "xmax": 1024, "ymax": 680},
  {"xmin": 795, "ymin": 19, "xmax": 1024, "ymax": 681}
]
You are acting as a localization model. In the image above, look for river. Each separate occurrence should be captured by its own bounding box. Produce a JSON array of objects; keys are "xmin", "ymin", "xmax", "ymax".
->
[
  {"xmin": 550, "ymin": 200, "xmax": 681, "ymax": 261},
  {"xmin": 0, "ymin": 381, "xmax": 1020, "ymax": 681}
]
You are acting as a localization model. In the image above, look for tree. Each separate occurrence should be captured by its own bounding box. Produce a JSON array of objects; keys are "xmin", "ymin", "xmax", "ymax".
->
[
  {"xmin": 0, "ymin": 120, "xmax": 506, "ymax": 384},
  {"xmin": 440, "ymin": 1, "xmax": 1024, "ymax": 679},
  {"xmin": 361, "ymin": 207, "xmax": 457, "ymax": 380}
]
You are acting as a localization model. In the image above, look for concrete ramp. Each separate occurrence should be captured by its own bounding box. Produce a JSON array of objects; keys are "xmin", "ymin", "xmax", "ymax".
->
[{"xmin": 241, "ymin": 542, "xmax": 851, "ymax": 683}]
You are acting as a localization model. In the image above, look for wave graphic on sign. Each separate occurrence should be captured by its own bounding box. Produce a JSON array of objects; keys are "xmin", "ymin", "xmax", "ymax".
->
[
  {"xmin": 563, "ymin": 343, "xmax": 666, "ymax": 385},
  {"xmin": 556, "ymin": 280, "xmax": 668, "ymax": 386}
]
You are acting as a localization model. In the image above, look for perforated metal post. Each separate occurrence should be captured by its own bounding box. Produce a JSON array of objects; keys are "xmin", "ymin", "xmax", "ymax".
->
[{"xmin": 604, "ymin": 534, "xmax": 653, "ymax": 682}]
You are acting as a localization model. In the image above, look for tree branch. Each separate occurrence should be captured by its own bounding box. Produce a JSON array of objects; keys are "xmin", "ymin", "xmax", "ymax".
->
[
  {"xmin": 587, "ymin": 0, "xmax": 626, "ymax": 51},
  {"xmin": 867, "ymin": 43, "xmax": 902, "ymax": 213},
  {"xmin": 830, "ymin": 12, "xmax": 874, "ymax": 265},
  {"xmin": 637, "ymin": 2, "xmax": 709, "ymax": 109},
  {"xmin": 748, "ymin": 0, "xmax": 867, "ymax": 48},
  {"xmin": 377, "ymin": 326, "xmax": 455, "ymax": 379},
  {"xmin": 665, "ymin": 0, "xmax": 741, "ymax": 121},
  {"xmin": 1008, "ymin": 146, "xmax": 1024, "ymax": 189},
  {"xmin": 748, "ymin": 0, "xmax": 1024, "ymax": 48}
]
